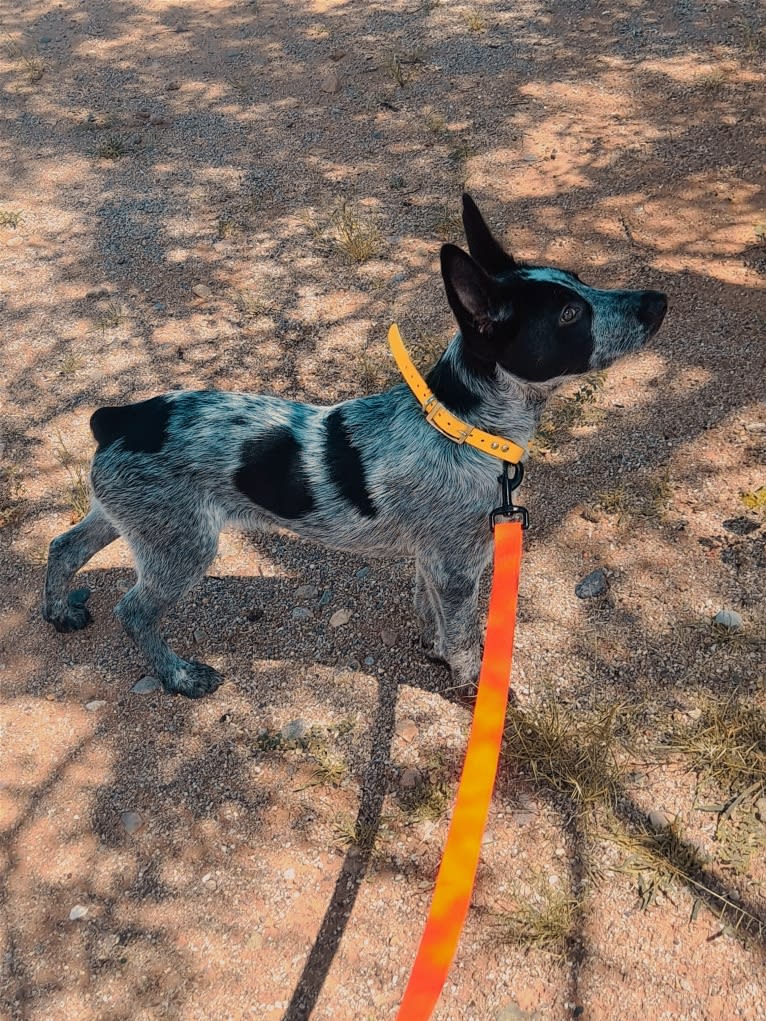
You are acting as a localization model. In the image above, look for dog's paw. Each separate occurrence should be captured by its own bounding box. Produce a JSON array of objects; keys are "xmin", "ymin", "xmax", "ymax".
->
[
  {"xmin": 43, "ymin": 588, "xmax": 93, "ymax": 633},
  {"xmin": 164, "ymin": 660, "xmax": 223, "ymax": 699}
]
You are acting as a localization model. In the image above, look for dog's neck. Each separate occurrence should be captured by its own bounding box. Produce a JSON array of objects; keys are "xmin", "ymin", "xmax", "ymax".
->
[{"xmin": 425, "ymin": 334, "xmax": 552, "ymax": 448}]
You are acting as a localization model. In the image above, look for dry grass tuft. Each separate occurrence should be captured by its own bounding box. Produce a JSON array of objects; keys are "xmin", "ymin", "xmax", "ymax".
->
[
  {"xmin": 0, "ymin": 464, "xmax": 25, "ymax": 528},
  {"xmin": 493, "ymin": 887, "xmax": 578, "ymax": 956},
  {"xmin": 53, "ymin": 431, "xmax": 90, "ymax": 524},
  {"xmin": 503, "ymin": 698, "xmax": 623, "ymax": 812},
  {"xmin": 332, "ymin": 203, "xmax": 383, "ymax": 264},
  {"xmin": 95, "ymin": 136, "xmax": 127, "ymax": 160},
  {"xmin": 672, "ymin": 696, "xmax": 766, "ymax": 793},
  {"xmin": 463, "ymin": 8, "xmax": 487, "ymax": 33},
  {"xmin": 0, "ymin": 209, "xmax": 22, "ymax": 228}
]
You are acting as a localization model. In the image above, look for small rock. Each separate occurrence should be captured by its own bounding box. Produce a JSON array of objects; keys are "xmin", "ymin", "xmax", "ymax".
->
[
  {"xmin": 497, "ymin": 1002, "xmax": 538, "ymax": 1021},
  {"xmin": 400, "ymin": 767, "xmax": 421, "ymax": 790},
  {"xmin": 85, "ymin": 700, "xmax": 108, "ymax": 712},
  {"xmin": 648, "ymin": 809, "xmax": 669, "ymax": 831},
  {"xmin": 381, "ymin": 629, "xmax": 397, "ymax": 647},
  {"xmin": 148, "ymin": 112, "xmax": 169, "ymax": 126},
  {"xmin": 134, "ymin": 109, "xmax": 151, "ymax": 121},
  {"xmin": 283, "ymin": 867, "xmax": 296, "ymax": 882},
  {"xmin": 575, "ymin": 568, "xmax": 608, "ymax": 599},
  {"xmin": 166, "ymin": 80, "xmax": 181, "ymax": 90},
  {"xmin": 192, "ymin": 283, "xmax": 212, "ymax": 299},
  {"xmin": 363, "ymin": 655, "xmax": 375, "ymax": 667},
  {"xmin": 69, "ymin": 905, "xmax": 88, "ymax": 921},
  {"xmin": 295, "ymin": 584, "xmax": 319, "ymax": 599},
  {"xmin": 85, "ymin": 286, "xmax": 110, "ymax": 300},
  {"xmin": 722, "ymin": 517, "xmax": 759, "ymax": 536},
  {"xmin": 281, "ymin": 719, "xmax": 308, "ymax": 742},
  {"xmin": 319, "ymin": 590, "xmax": 333, "ymax": 606},
  {"xmin": 321, "ymin": 70, "xmax": 341, "ymax": 94},
  {"xmin": 581, "ymin": 504, "xmax": 602, "ymax": 523},
  {"xmin": 291, "ymin": 607, "xmax": 313, "ymax": 620},
  {"xmin": 329, "ymin": 608, "xmax": 351, "ymax": 628},
  {"xmin": 120, "ymin": 811, "xmax": 143, "ymax": 834},
  {"xmin": 713, "ymin": 609, "xmax": 742, "ymax": 631},
  {"xmin": 395, "ymin": 718, "xmax": 418, "ymax": 743},
  {"xmin": 744, "ymin": 422, "xmax": 766, "ymax": 434},
  {"xmin": 131, "ymin": 675, "xmax": 161, "ymax": 694},
  {"xmin": 754, "ymin": 797, "xmax": 766, "ymax": 823},
  {"xmin": 355, "ymin": 566, "xmax": 370, "ymax": 579}
]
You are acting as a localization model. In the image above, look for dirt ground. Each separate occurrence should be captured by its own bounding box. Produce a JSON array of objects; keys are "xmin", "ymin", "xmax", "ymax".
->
[{"xmin": 1, "ymin": 1, "xmax": 765, "ymax": 1019}]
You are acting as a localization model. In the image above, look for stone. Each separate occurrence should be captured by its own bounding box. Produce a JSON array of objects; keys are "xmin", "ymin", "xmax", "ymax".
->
[
  {"xmin": 329, "ymin": 608, "xmax": 351, "ymax": 628},
  {"xmin": 381, "ymin": 629, "xmax": 397, "ymax": 647},
  {"xmin": 291, "ymin": 607, "xmax": 313, "ymax": 620},
  {"xmin": 363, "ymin": 655, "xmax": 375, "ymax": 667},
  {"xmin": 754, "ymin": 797, "xmax": 766, "ymax": 823},
  {"xmin": 713, "ymin": 609, "xmax": 742, "ymax": 631},
  {"xmin": 722, "ymin": 517, "xmax": 759, "ymax": 536},
  {"xmin": 166, "ymin": 80, "xmax": 181, "ymax": 90},
  {"xmin": 281, "ymin": 719, "xmax": 308, "ymax": 742},
  {"xmin": 400, "ymin": 767, "xmax": 421, "ymax": 790},
  {"xmin": 295, "ymin": 584, "xmax": 319, "ymax": 599},
  {"xmin": 575, "ymin": 568, "xmax": 608, "ymax": 599},
  {"xmin": 131, "ymin": 675, "xmax": 161, "ymax": 694},
  {"xmin": 648, "ymin": 809, "xmax": 669, "ymax": 831},
  {"xmin": 85, "ymin": 700, "xmax": 108, "ymax": 712},
  {"xmin": 120, "ymin": 811, "xmax": 143, "ymax": 834},
  {"xmin": 85, "ymin": 286, "xmax": 110, "ymax": 300},
  {"xmin": 69, "ymin": 905, "xmax": 88, "ymax": 921},
  {"xmin": 395, "ymin": 718, "xmax": 418, "ymax": 743},
  {"xmin": 321, "ymin": 70, "xmax": 341, "ymax": 94},
  {"xmin": 192, "ymin": 283, "xmax": 212, "ymax": 299},
  {"xmin": 148, "ymin": 112, "xmax": 169, "ymax": 126},
  {"xmin": 355, "ymin": 566, "xmax": 370, "ymax": 579},
  {"xmin": 319, "ymin": 590, "xmax": 333, "ymax": 606}
]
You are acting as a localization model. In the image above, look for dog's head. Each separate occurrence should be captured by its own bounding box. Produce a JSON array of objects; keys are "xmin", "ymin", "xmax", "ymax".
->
[{"xmin": 440, "ymin": 194, "xmax": 667, "ymax": 383}]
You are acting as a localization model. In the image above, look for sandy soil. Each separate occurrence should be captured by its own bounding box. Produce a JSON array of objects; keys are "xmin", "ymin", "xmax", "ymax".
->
[{"xmin": 1, "ymin": 1, "xmax": 765, "ymax": 1019}]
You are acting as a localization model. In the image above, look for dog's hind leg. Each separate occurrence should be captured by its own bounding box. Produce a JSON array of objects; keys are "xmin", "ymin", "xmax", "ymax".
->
[
  {"xmin": 114, "ymin": 513, "xmax": 223, "ymax": 699},
  {"xmin": 43, "ymin": 504, "xmax": 119, "ymax": 632}
]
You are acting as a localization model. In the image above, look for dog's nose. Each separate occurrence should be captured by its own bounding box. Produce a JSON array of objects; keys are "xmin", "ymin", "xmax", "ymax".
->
[{"xmin": 639, "ymin": 291, "xmax": 668, "ymax": 331}]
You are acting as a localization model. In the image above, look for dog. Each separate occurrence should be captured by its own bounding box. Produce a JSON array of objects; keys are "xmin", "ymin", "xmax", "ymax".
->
[{"xmin": 42, "ymin": 194, "xmax": 667, "ymax": 698}]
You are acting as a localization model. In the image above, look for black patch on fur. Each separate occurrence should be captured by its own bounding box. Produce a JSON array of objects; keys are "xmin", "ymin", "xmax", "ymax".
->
[
  {"xmin": 90, "ymin": 396, "xmax": 171, "ymax": 453},
  {"xmin": 426, "ymin": 354, "xmax": 482, "ymax": 414},
  {"xmin": 324, "ymin": 408, "xmax": 376, "ymax": 518},
  {"xmin": 234, "ymin": 429, "xmax": 315, "ymax": 519}
]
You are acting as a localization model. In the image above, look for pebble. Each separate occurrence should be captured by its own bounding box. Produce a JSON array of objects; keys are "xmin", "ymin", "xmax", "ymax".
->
[
  {"xmin": 497, "ymin": 1002, "xmax": 538, "ymax": 1021},
  {"xmin": 363, "ymin": 655, "xmax": 375, "ymax": 666},
  {"xmin": 355, "ymin": 566, "xmax": 370, "ymax": 579},
  {"xmin": 295, "ymin": 584, "xmax": 319, "ymax": 599},
  {"xmin": 329, "ymin": 608, "xmax": 351, "ymax": 628},
  {"xmin": 648, "ymin": 809, "xmax": 670, "ymax": 831},
  {"xmin": 319, "ymin": 590, "xmax": 333, "ymax": 606},
  {"xmin": 131, "ymin": 675, "xmax": 161, "ymax": 694},
  {"xmin": 85, "ymin": 286, "xmax": 110, "ymax": 300},
  {"xmin": 281, "ymin": 719, "xmax": 308, "ymax": 742},
  {"xmin": 575, "ymin": 568, "xmax": 609, "ymax": 599},
  {"xmin": 712, "ymin": 609, "xmax": 742, "ymax": 631},
  {"xmin": 69, "ymin": 905, "xmax": 88, "ymax": 921},
  {"xmin": 399, "ymin": 767, "xmax": 421, "ymax": 790},
  {"xmin": 291, "ymin": 606, "xmax": 313, "ymax": 620},
  {"xmin": 381, "ymin": 629, "xmax": 397, "ymax": 647},
  {"xmin": 192, "ymin": 283, "xmax": 212, "ymax": 298},
  {"xmin": 395, "ymin": 718, "xmax": 418, "ymax": 743},
  {"xmin": 120, "ymin": 811, "xmax": 143, "ymax": 834},
  {"xmin": 754, "ymin": 798, "xmax": 766, "ymax": 823},
  {"xmin": 85, "ymin": 700, "xmax": 108, "ymax": 712},
  {"xmin": 321, "ymin": 70, "xmax": 341, "ymax": 94},
  {"xmin": 166, "ymin": 80, "xmax": 181, "ymax": 90}
]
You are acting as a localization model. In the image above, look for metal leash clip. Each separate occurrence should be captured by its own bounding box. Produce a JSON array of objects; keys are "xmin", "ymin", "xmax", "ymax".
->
[{"xmin": 490, "ymin": 461, "xmax": 529, "ymax": 530}]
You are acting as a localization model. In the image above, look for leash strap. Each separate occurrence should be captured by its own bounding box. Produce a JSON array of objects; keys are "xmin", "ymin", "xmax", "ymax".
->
[
  {"xmin": 395, "ymin": 519, "xmax": 523, "ymax": 1020},
  {"xmin": 387, "ymin": 324, "xmax": 526, "ymax": 465}
]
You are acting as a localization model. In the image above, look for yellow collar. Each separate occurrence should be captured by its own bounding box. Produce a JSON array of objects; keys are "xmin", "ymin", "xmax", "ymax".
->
[{"xmin": 387, "ymin": 324, "xmax": 526, "ymax": 465}]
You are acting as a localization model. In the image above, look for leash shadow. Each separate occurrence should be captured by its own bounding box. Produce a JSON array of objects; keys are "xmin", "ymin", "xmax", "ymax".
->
[{"xmin": 282, "ymin": 669, "xmax": 399, "ymax": 1021}]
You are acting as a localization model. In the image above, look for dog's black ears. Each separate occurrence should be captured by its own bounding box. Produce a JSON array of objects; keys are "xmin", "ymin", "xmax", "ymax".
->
[
  {"xmin": 441, "ymin": 243, "xmax": 506, "ymax": 357},
  {"xmin": 461, "ymin": 193, "xmax": 515, "ymax": 276}
]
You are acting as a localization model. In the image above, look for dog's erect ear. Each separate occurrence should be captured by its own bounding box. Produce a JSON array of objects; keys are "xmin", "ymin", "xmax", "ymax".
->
[
  {"xmin": 441, "ymin": 243, "xmax": 505, "ymax": 350},
  {"xmin": 461, "ymin": 193, "xmax": 515, "ymax": 276}
]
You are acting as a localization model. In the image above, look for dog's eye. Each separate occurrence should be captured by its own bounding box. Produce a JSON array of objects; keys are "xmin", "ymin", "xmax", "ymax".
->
[{"xmin": 560, "ymin": 304, "xmax": 582, "ymax": 325}]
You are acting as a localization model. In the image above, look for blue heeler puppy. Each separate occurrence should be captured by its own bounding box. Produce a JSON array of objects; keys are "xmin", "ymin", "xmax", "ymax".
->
[{"xmin": 43, "ymin": 194, "xmax": 667, "ymax": 698}]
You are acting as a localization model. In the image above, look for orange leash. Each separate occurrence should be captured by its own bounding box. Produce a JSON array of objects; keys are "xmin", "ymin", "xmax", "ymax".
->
[{"xmin": 395, "ymin": 518, "xmax": 523, "ymax": 1020}]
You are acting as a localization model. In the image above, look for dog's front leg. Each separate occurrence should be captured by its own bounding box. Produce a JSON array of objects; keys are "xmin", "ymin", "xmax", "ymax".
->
[{"xmin": 418, "ymin": 560, "xmax": 483, "ymax": 692}]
